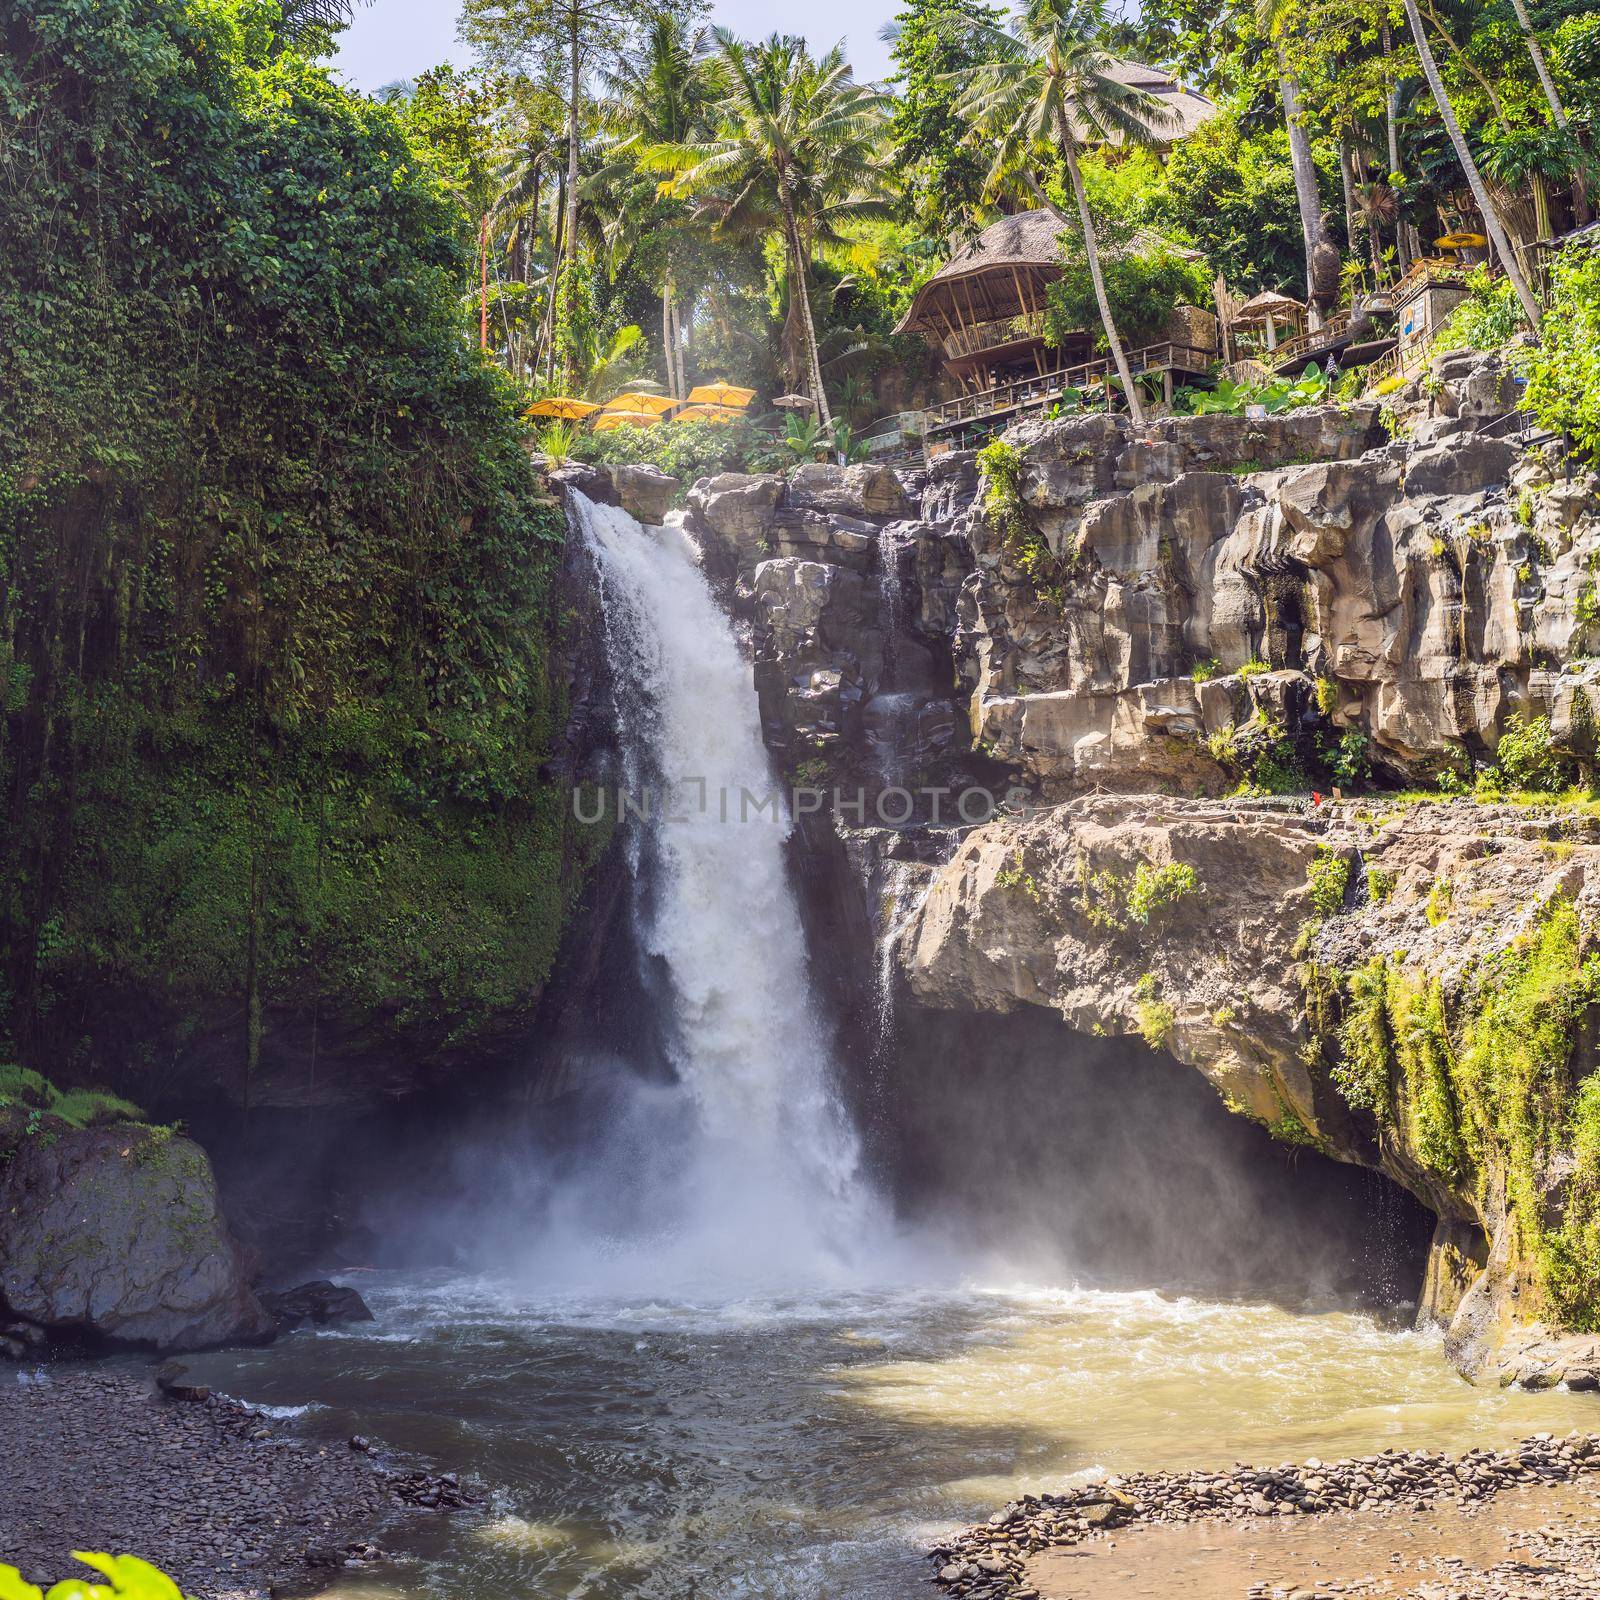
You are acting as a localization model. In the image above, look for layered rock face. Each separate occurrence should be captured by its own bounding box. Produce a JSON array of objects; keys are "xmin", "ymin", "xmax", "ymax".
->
[
  {"xmin": 898, "ymin": 791, "xmax": 1600, "ymax": 1384},
  {"xmin": 685, "ymin": 355, "xmax": 1600, "ymax": 805},
  {"xmin": 673, "ymin": 352, "xmax": 1600, "ymax": 1383}
]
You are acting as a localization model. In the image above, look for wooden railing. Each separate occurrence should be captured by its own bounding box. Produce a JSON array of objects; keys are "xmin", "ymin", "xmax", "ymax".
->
[
  {"xmin": 1269, "ymin": 309, "xmax": 1357, "ymax": 369},
  {"xmin": 943, "ymin": 313, "xmax": 1047, "ymax": 361},
  {"xmin": 927, "ymin": 341, "xmax": 1214, "ymax": 429}
]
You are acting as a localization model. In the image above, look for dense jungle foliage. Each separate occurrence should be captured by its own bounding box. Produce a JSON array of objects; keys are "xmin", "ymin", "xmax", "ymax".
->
[{"xmin": 0, "ymin": 0, "xmax": 584, "ymax": 1106}]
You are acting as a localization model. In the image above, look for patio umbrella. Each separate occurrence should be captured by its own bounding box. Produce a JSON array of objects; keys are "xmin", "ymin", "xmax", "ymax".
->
[
  {"xmin": 591, "ymin": 411, "xmax": 662, "ymax": 432},
  {"xmin": 684, "ymin": 383, "xmax": 755, "ymax": 408},
  {"xmin": 771, "ymin": 393, "xmax": 817, "ymax": 412},
  {"xmin": 1435, "ymin": 231, "xmax": 1488, "ymax": 252},
  {"xmin": 525, "ymin": 397, "xmax": 600, "ymax": 420},
  {"xmin": 1232, "ymin": 290, "xmax": 1305, "ymax": 352},
  {"xmin": 674, "ymin": 403, "xmax": 742, "ymax": 424},
  {"xmin": 601, "ymin": 391, "xmax": 677, "ymax": 415}
]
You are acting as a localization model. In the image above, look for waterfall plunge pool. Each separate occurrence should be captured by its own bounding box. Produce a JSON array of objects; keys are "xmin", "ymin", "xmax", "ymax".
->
[{"xmin": 177, "ymin": 1272, "xmax": 1600, "ymax": 1600}]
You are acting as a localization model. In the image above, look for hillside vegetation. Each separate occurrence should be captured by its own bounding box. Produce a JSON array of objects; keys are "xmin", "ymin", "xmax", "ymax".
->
[{"xmin": 0, "ymin": 0, "xmax": 582, "ymax": 1106}]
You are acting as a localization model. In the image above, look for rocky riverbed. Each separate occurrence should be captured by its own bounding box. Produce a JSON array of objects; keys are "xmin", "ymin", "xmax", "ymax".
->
[
  {"xmin": 931, "ymin": 1433, "xmax": 1600, "ymax": 1599},
  {"xmin": 0, "ymin": 1369, "xmax": 476, "ymax": 1597}
]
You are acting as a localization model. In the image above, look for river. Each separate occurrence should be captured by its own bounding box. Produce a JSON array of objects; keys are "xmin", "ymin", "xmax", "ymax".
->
[{"xmin": 181, "ymin": 1273, "xmax": 1599, "ymax": 1599}]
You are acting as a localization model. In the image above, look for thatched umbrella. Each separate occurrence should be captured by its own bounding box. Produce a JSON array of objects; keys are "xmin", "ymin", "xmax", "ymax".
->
[{"xmin": 1232, "ymin": 290, "xmax": 1306, "ymax": 351}]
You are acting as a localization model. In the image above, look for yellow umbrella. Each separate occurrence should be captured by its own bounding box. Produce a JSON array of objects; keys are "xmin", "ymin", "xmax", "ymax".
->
[
  {"xmin": 525, "ymin": 397, "xmax": 600, "ymax": 420},
  {"xmin": 1435, "ymin": 231, "xmax": 1488, "ymax": 252},
  {"xmin": 684, "ymin": 382, "xmax": 756, "ymax": 408},
  {"xmin": 674, "ymin": 403, "xmax": 742, "ymax": 424},
  {"xmin": 591, "ymin": 411, "xmax": 662, "ymax": 432},
  {"xmin": 601, "ymin": 391, "xmax": 678, "ymax": 415}
]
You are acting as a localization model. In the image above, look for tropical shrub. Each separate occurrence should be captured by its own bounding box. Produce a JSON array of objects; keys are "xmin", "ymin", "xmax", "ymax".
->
[
  {"xmin": 1438, "ymin": 266, "xmax": 1526, "ymax": 354},
  {"xmin": 0, "ymin": 1553, "xmax": 191, "ymax": 1600},
  {"xmin": 1524, "ymin": 248, "xmax": 1600, "ymax": 459}
]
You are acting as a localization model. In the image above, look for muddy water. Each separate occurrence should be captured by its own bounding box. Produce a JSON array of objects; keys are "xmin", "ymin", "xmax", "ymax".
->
[{"xmin": 179, "ymin": 1273, "xmax": 1600, "ymax": 1599}]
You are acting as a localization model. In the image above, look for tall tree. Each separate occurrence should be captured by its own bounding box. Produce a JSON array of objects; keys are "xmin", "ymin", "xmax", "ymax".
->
[
  {"xmin": 460, "ymin": 0, "xmax": 702, "ymax": 383},
  {"xmin": 953, "ymin": 0, "xmax": 1174, "ymax": 425},
  {"xmin": 1257, "ymin": 0, "xmax": 1338, "ymax": 324},
  {"xmin": 881, "ymin": 0, "xmax": 1008, "ymax": 240},
  {"xmin": 655, "ymin": 31, "xmax": 891, "ymax": 426},
  {"xmin": 1505, "ymin": 0, "xmax": 1589, "ymax": 221},
  {"xmin": 1397, "ymin": 0, "xmax": 1542, "ymax": 328},
  {"xmin": 600, "ymin": 16, "xmax": 722, "ymax": 394}
]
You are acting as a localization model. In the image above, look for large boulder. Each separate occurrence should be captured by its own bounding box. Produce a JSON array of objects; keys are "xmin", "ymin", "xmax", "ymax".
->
[
  {"xmin": 613, "ymin": 463, "xmax": 679, "ymax": 525},
  {"xmin": 0, "ymin": 1119, "xmax": 274, "ymax": 1351}
]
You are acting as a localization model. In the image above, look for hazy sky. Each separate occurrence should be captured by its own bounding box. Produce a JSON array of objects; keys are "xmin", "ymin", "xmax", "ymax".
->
[{"xmin": 327, "ymin": 0, "xmax": 899, "ymax": 96}]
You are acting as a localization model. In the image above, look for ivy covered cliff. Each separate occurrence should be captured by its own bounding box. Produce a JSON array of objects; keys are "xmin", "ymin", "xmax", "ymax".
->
[{"xmin": 0, "ymin": 0, "xmax": 585, "ymax": 1111}]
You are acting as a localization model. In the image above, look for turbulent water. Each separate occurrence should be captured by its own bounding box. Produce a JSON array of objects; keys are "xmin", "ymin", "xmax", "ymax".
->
[
  {"xmin": 180, "ymin": 496, "xmax": 1600, "ymax": 1596},
  {"xmin": 557, "ymin": 492, "xmax": 882, "ymax": 1286},
  {"xmin": 184, "ymin": 1275, "xmax": 1600, "ymax": 1600}
]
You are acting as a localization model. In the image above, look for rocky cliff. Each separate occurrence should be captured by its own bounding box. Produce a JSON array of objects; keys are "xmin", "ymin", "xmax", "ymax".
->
[{"xmin": 674, "ymin": 351, "xmax": 1600, "ymax": 1384}]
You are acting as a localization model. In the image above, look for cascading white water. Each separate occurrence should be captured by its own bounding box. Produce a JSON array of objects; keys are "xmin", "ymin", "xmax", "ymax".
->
[{"xmin": 571, "ymin": 491, "xmax": 882, "ymax": 1282}]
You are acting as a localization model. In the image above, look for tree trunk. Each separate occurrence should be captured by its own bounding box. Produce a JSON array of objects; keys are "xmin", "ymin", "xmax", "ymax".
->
[
  {"xmin": 1400, "ymin": 0, "xmax": 1542, "ymax": 329},
  {"xmin": 1339, "ymin": 135, "xmax": 1358, "ymax": 263},
  {"xmin": 1276, "ymin": 41, "xmax": 1327, "ymax": 327},
  {"xmin": 565, "ymin": 4, "xmax": 581, "ymax": 277},
  {"xmin": 662, "ymin": 279, "xmax": 675, "ymax": 393},
  {"xmin": 670, "ymin": 285, "xmax": 688, "ymax": 395},
  {"xmin": 1381, "ymin": 24, "xmax": 1420, "ymax": 264},
  {"xmin": 1059, "ymin": 129, "xmax": 1144, "ymax": 425},
  {"xmin": 781, "ymin": 185, "xmax": 832, "ymax": 429},
  {"xmin": 1508, "ymin": 0, "xmax": 1589, "ymax": 224}
]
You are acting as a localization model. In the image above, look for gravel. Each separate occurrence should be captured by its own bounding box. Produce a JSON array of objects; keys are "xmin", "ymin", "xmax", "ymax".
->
[
  {"xmin": 929, "ymin": 1433, "xmax": 1600, "ymax": 1599},
  {"xmin": 0, "ymin": 1369, "xmax": 477, "ymax": 1597}
]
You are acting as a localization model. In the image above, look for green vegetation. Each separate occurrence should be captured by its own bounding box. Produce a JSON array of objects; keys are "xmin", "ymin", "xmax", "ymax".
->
[
  {"xmin": 1525, "ymin": 247, "xmax": 1600, "ymax": 459},
  {"xmin": 0, "ymin": 1067, "xmax": 143, "ymax": 1132},
  {"xmin": 1490, "ymin": 714, "xmax": 1574, "ymax": 795},
  {"xmin": 2, "ymin": 1553, "xmax": 191, "ymax": 1600},
  {"xmin": 1440, "ymin": 267, "xmax": 1528, "ymax": 354},
  {"xmin": 978, "ymin": 439, "xmax": 1074, "ymax": 602},
  {"xmin": 1043, "ymin": 236, "xmax": 1210, "ymax": 351},
  {"xmin": 1076, "ymin": 859, "xmax": 1202, "ymax": 931},
  {"xmin": 1321, "ymin": 903, "xmax": 1600, "ymax": 1326},
  {"xmin": 2, "ymin": 0, "xmax": 588, "ymax": 1094},
  {"xmin": 1175, "ymin": 363, "xmax": 1330, "ymax": 418},
  {"xmin": 1126, "ymin": 861, "xmax": 1202, "ymax": 924},
  {"xmin": 1306, "ymin": 849, "xmax": 1351, "ymax": 916},
  {"xmin": 1132, "ymin": 972, "xmax": 1176, "ymax": 1050}
]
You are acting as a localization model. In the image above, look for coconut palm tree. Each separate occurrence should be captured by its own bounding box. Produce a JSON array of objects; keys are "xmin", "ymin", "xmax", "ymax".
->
[
  {"xmin": 952, "ymin": 0, "xmax": 1174, "ymax": 424},
  {"xmin": 651, "ymin": 31, "xmax": 891, "ymax": 427},
  {"xmin": 1397, "ymin": 0, "xmax": 1542, "ymax": 330},
  {"xmin": 1504, "ymin": 0, "xmax": 1589, "ymax": 222},
  {"xmin": 599, "ymin": 17, "xmax": 723, "ymax": 396}
]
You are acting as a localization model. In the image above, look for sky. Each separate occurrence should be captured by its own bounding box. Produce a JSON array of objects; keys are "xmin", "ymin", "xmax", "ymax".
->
[{"xmin": 327, "ymin": 0, "xmax": 899, "ymax": 96}]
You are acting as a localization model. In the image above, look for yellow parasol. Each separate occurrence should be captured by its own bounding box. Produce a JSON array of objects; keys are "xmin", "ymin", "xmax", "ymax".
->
[
  {"xmin": 591, "ymin": 411, "xmax": 662, "ymax": 432},
  {"xmin": 525, "ymin": 397, "xmax": 601, "ymax": 420},
  {"xmin": 674, "ymin": 403, "xmax": 743, "ymax": 424},
  {"xmin": 1435, "ymin": 231, "xmax": 1488, "ymax": 252},
  {"xmin": 684, "ymin": 383, "xmax": 756, "ymax": 409},
  {"xmin": 601, "ymin": 391, "xmax": 678, "ymax": 415}
]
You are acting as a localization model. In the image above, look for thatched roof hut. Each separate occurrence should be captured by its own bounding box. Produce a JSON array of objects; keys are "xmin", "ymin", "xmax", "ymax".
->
[{"xmin": 895, "ymin": 210, "xmax": 1201, "ymax": 388}]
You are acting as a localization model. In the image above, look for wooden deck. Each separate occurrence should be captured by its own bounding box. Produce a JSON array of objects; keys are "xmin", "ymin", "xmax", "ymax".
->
[{"xmin": 924, "ymin": 340, "xmax": 1215, "ymax": 441}]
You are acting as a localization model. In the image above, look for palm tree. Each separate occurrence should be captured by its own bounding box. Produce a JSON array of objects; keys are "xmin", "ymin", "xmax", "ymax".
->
[
  {"xmin": 1504, "ymin": 0, "xmax": 1589, "ymax": 222},
  {"xmin": 600, "ymin": 17, "xmax": 723, "ymax": 396},
  {"xmin": 952, "ymin": 0, "xmax": 1173, "ymax": 425},
  {"xmin": 652, "ymin": 31, "xmax": 891, "ymax": 427},
  {"xmin": 1397, "ymin": 0, "xmax": 1542, "ymax": 330},
  {"xmin": 1255, "ymin": 0, "xmax": 1336, "ymax": 328}
]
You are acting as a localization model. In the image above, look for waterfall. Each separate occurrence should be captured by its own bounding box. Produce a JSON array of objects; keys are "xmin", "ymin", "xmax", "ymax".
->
[{"xmin": 569, "ymin": 492, "xmax": 879, "ymax": 1284}]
